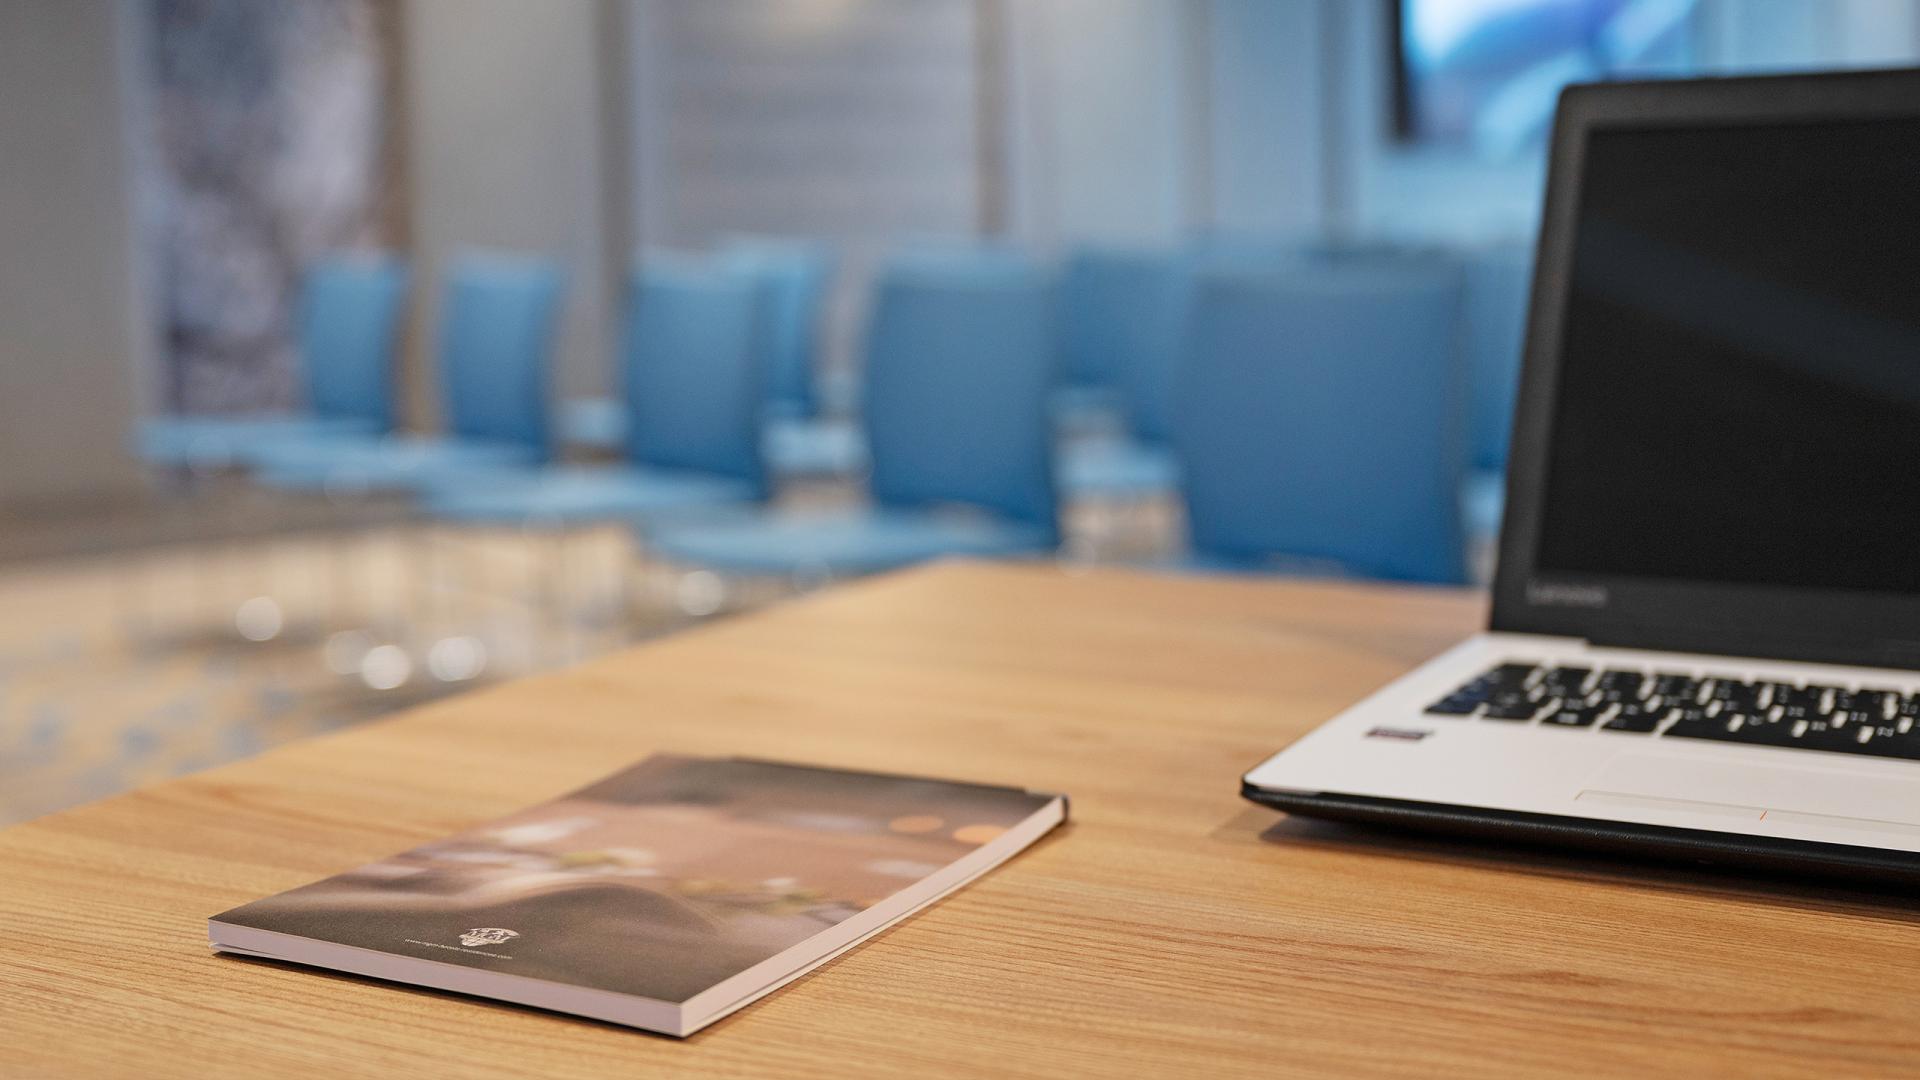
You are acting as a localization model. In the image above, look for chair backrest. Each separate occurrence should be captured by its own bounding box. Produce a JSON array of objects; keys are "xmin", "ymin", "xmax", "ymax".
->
[
  {"xmin": 1463, "ymin": 244, "xmax": 1534, "ymax": 472},
  {"xmin": 718, "ymin": 239, "xmax": 833, "ymax": 421},
  {"xmin": 1128, "ymin": 234, "xmax": 1319, "ymax": 446},
  {"xmin": 621, "ymin": 260, "xmax": 770, "ymax": 498},
  {"xmin": 299, "ymin": 254, "xmax": 408, "ymax": 430},
  {"xmin": 1174, "ymin": 264, "xmax": 1469, "ymax": 584},
  {"xmin": 437, "ymin": 252, "xmax": 563, "ymax": 456},
  {"xmin": 1057, "ymin": 248, "xmax": 1188, "ymax": 409},
  {"xmin": 862, "ymin": 257, "xmax": 1059, "ymax": 540},
  {"xmin": 1089, "ymin": 251, "xmax": 1192, "ymax": 445}
]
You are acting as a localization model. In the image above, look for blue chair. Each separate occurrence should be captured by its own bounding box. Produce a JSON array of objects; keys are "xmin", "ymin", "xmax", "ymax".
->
[
  {"xmin": 1174, "ymin": 264, "xmax": 1469, "ymax": 584},
  {"xmin": 558, "ymin": 241, "xmax": 863, "ymax": 476},
  {"xmin": 765, "ymin": 240, "xmax": 1040, "ymax": 482},
  {"xmin": 134, "ymin": 254, "xmax": 407, "ymax": 471},
  {"xmin": 1054, "ymin": 247, "xmax": 1147, "ymax": 428},
  {"xmin": 721, "ymin": 238, "xmax": 834, "ymax": 421},
  {"xmin": 643, "ymin": 256, "xmax": 1060, "ymax": 580},
  {"xmin": 1461, "ymin": 244, "xmax": 1534, "ymax": 542},
  {"xmin": 1055, "ymin": 249, "xmax": 1190, "ymax": 498},
  {"xmin": 246, "ymin": 252, "xmax": 563, "ymax": 494},
  {"xmin": 720, "ymin": 240, "xmax": 870, "ymax": 479},
  {"xmin": 424, "ymin": 259, "xmax": 771, "ymax": 527},
  {"xmin": 1057, "ymin": 234, "xmax": 1322, "ymax": 499},
  {"xmin": 556, "ymin": 396, "xmax": 628, "ymax": 455}
]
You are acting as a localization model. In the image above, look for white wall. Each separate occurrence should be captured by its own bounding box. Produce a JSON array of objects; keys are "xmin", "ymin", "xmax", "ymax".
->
[
  {"xmin": 631, "ymin": 0, "xmax": 981, "ymax": 249},
  {"xmin": 1003, "ymin": 0, "xmax": 1194, "ymax": 248},
  {"xmin": 1204, "ymin": 0, "xmax": 1326, "ymax": 238},
  {"xmin": 621, "ymin": 0, "xmax": 1334, "ymax": 255},
  {"xmin": 1000, "ymin": 0, "xmax": 1333, "ymax": 248},
  {"xmin": 627, "ymin": 0, "xmax": 984, "ymax": 379},
  {"xmin": 0, "ymin": 0, "xmax": 146, "ymax": 506},
  {"xmin": 399, "ymin": 0, "xmax": 614, "ymax": 417},
  {"xmin": 1703, "ymin": 0, "xmax": 1920, "ymax": 70}
]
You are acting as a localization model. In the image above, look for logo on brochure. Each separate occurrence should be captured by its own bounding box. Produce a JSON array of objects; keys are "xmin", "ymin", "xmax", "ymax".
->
[{"xmin": 459, "ymin": 927, "xmax": 520, "ymax": 948}]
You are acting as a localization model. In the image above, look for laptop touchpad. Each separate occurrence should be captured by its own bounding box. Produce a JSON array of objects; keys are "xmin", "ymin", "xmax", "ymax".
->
[{"xmin": 1587, "ymin": 754, "xmax": 1920, "ymax": 827}]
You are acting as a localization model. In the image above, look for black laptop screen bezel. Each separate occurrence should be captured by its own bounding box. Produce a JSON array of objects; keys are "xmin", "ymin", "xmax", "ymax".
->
[{"xmin": 1489, "ymin": 67, "xmax": 1920, "ymax": 670}]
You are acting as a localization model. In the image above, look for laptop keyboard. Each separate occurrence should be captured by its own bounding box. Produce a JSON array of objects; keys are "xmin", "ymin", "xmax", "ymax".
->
[{"xmin": 1425, "ymin": 662, "xmax": 1920, "ymax": 761}]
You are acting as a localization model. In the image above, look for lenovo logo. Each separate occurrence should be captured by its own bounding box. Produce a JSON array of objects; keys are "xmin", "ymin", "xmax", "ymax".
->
[{"xmin": 1527, "ymin": 581, "xmax": 1609, "ymax": 608}]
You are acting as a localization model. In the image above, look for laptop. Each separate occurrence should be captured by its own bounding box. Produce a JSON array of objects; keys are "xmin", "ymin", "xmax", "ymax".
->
[{"xmin": 1242, "ymin": 68, "xmax": 1920, "ymax": 882}]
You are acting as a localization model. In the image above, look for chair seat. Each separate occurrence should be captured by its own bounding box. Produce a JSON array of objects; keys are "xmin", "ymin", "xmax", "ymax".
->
[
  {"xmin": 558, "ymin": 396, "xmax": 627, "ymax": 452},
  {"xmin": 763, "ymin": 397, "xmax": 811, "ymax": 423},
  {"xmin": 136, "ymin": 414, "xmax": 378, "ymax": 470},
  {"xmin": 1057, "ymin": 439, "xmax": 1180, "ymax": 497},
  {"xmin": 765, "ymin": 418, "xmax": 869, "ymax": 477},
  {"xmin": 248, "ymin": 435, "xmax": 542, "ymax": 494},
  {"xmin": 645, "ymin": 509, "xmax": 1054, "ymax": 577},
  {"xmin": 424, "ymin": 465, "xmax": 757, "ymax": 526}
]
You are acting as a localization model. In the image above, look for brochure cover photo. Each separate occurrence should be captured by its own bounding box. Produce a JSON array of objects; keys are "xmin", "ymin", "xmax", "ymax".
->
[{"xmin": 210, "ymin": 755, "xmax": 1065, "ymax": 1033}]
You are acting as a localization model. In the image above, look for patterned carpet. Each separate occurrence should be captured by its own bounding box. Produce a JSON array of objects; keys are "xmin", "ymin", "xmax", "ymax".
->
[
  {"xmin": 0, "ymin": 527, "xmax": 669, "ymax": 826},
  {"xmin": 0, "ymin": 469, "xmax": 1183, "ymax": 827}
]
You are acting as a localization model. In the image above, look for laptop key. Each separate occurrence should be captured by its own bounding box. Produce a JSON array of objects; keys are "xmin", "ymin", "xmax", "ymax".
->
[
  {"xmin": 1833, "ymin": 709, "xmax": 1879, "ymax": 730},
  {"xmin": 1786, "ymin": 719, "xmax": 1866, "ymax": 755},
  {"xmin": 1835, "ymin": 724, "xmax": 1895, "ymax": 753},
  {"xmin": 1751, "ymin": 681, "xmax": 1797, "ymax": 710},
  {"xmin": 1736, "ymin": 714, "xmax": 1798, "ymax": 746},
  {"xmin": 1665, "ymin": 711, "xmax": 1920, "ymax": 761},
  {"xmin": 1593, "ymin": 670, "xmax": 1646, "ymax": 702},
  {"xmin": 1601, "ymin": 702, "xmax": 1664, "ymax": 733},
  {"xmin": 1651, "ymin": 673, "xmax": 1700, "ymax": 699},
  {"xmin": 1485, "ymin": 663, "xmax": 1538, "ymax": 686},
  {"xmin": 1663, "ymin": 715, "xmax": 1724, "ymax": 741},
  {"xmin": 1426, "ymin": 664, "xmax": 1539, "ymax": 713},
  {"xmin": 1805, "ymin": 683, "xmax": 1844, "ymax": 712},
  {"xmin": 1666, "ymin": 712, "xmax": 1792, "ymax": 746},
  {"xmin": 1540, "ymin": 705, "xmax": 1604, "ymax": 728},
  {"xmin": 1856, "ymin": 728, "xmax": 1920, "ymax": 760},
  {"xmin": 1706, "ymin": 679, "xmax": 1763, "ymax": 713},
  {"xmin": 1774, "ymin": 685, "xmax": 1821, "ymax": 709},
  {"xmin": 1542, "ymin": 666, "xmax": 1593, "ymax": 693}
]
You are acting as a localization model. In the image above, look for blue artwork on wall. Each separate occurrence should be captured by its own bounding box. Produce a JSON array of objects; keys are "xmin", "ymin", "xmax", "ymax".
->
[{"xmin": 1395, "ymin": 0, "xmax": 1698, "ymax": 157}]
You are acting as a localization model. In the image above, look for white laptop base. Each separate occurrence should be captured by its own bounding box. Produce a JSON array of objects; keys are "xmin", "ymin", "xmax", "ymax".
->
[{"xmin": 1243, "ymin": 633, "xmax": 1920, "ymax": 877}]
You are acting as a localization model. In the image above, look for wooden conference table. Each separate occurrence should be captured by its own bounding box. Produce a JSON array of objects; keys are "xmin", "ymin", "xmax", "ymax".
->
[{"xmin": 5, "ymin": 562, "xmax": 1920, "ymax": 1078}]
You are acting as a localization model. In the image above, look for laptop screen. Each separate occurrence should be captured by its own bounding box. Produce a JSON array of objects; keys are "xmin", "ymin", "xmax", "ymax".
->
[{"xmin": 1536, "ymin": 115, "xmax": 1920, "ymax": 596}]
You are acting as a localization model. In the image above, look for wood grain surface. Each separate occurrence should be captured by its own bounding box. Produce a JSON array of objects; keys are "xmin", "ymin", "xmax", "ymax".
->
[{"xmin": 4, "ymin": 561, "xmax": 1919, "ymax": 1078}]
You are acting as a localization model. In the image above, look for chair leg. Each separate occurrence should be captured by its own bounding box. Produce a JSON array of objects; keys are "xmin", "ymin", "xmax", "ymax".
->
[
  {"xmin": 120, "ymin": 470, "xmax": 175, "ymax": 648},
  {"xmin": 614, "ymin": 530, "xmax": 639, "ymax": 643},
  {"xmin": 130, "ymin": 464, "xmax": 206, "ymax": 647},
  {"xmin": 531, "ymin": 529, "xmax": 565, "ymax": 667},
  {"xmin": 421, "ymin": 530, "xmax": 485, "ymax": 687}
]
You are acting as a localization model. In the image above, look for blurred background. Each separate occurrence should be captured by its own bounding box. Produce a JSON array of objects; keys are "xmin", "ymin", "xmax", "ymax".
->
[{"xmin": 4, "ymin": 0, "xmax": 1917, "ymax": 824}]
